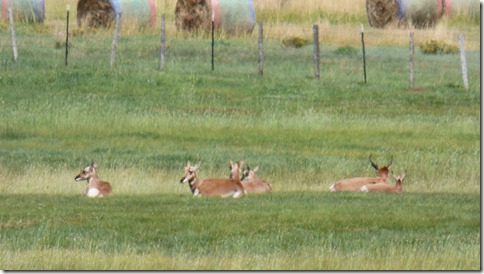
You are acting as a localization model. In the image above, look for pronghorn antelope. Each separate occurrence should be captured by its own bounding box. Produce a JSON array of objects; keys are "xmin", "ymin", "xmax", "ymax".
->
[
  {"xmin": 74, "ymin": 161, "xmax": 112, "ymax": 198},
  {"xmin": 240, "ymin": 165, "xmax": 272, "ymax": 193},
  {"xmin": 328, "ymin": 155, "xmax": 393, "ymax": 192},
  {"xmin": 180, "ymin": 160, "xmax": 246, "ymax": 198},
  {"xmin": 360, "ymin": 171, "xmax": 406, "ymax": 193}
]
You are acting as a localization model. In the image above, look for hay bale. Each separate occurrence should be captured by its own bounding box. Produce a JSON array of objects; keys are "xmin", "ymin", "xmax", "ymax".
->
[
  {"xmin": 77, "ymin": 0, "xmax": 115, "ymax": 28},
  {"xmin": 77, "ymin": 0, "xmax": 156, "ymax": 28},
  {"xmin": 366, "ymin": 0, "xmax": 400, "ymax": 28},
  {"xmin": 175, "ymin": 0, "xmax": 212, "ymax": 32},
  {"xmin": 403, "ymin": 0, "xmax": 440, "ymax": 28},
  {"xmin": 175, "ymin": 0, "xmax": 256, "ymax": 34},
  {"xmin": 441, "ymin": 0, "xmax": 480, "ymax": 19},
  {"xmin": 213, "ymin": 0, "xmax": 255, "ymax": 34},
  {"xmin": 0, "ymin": 0, "xmax": 45, "ymax": 23},
  {"xmin": 367, "ymin": 0, "xmax": 480, "ymax": 29}
]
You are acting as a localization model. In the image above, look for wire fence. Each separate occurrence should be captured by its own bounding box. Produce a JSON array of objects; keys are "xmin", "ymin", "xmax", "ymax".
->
[{"xmin": 0, "ymin": 12, "xmax": 479, "ymax": 92}]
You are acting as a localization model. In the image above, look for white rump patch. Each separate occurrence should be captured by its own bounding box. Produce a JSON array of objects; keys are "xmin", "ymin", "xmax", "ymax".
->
[
  {"xmin": 360, "ymin": 185, "xmax": 369, "ymax": 192},
  {"xmin": 233, "ymin": 190, "xmax": 243, "ymax": 198},
  {"xmin": 329, "ymin": 184, "xmax": 336, "ymax": 192},
  {"xmin": 86, "ymin": 188, "xmax": 101, "ymax": 197}
]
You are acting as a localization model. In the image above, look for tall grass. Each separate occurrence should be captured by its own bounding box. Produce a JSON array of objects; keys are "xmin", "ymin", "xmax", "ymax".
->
[{"xmin": 0, "ymin": 34, "xmax": 480, "ymax": 194}]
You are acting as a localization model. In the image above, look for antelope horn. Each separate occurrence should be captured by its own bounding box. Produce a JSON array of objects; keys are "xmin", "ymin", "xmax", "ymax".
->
[
  {"xmin": 369, "ymin": 154, "xmax": 378, "ymax": 170},
  {"xmin": 387, "ymin": 155, "xmax": 393, "ymax": 168}
]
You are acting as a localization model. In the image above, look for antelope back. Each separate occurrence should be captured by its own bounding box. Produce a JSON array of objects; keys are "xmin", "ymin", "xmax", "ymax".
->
[{"xmin": 180, "ymin": 161, "xmax": 245, "ymax": 198}]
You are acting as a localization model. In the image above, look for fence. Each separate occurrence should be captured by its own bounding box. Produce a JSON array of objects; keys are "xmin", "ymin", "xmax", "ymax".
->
[{"xmin": 0, "ymin": 11, "xmax": 478, "ymax": 92}]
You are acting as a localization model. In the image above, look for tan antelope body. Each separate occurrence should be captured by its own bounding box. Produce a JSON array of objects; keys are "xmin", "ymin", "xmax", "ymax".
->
[
  {"xmin": 74, "ymin": 161, "xmax": 112, "ymax": 198},
  {"xmin": 329, "ymin": 155, "xmax": 392, "ymax": 192},
  {"xmin": 361, "ymin": 171, "xmax": 406, "ymax": 193},
  {"xmin": 240, "ymin": 165, "xmax": 272, "ymax": 193},
  {"xmin": 180, "ymin": 161, "xmax": 246, "ymax": 198}
]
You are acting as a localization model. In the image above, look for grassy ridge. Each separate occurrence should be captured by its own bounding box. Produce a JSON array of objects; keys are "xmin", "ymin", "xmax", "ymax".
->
[{"xmin": 0, "ymin": 192, "xmax": 479, "ymax": 270}]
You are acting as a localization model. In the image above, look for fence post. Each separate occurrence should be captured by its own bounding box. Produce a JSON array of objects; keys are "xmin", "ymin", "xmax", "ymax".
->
[
  {"xmin": 8, "ymin": 8, "xmax": 18, "ymax": 63},
  {"xmin": 409, "ymin": 32, "xmax": 414, "ymax": 89},
  {"xmin": 458, "ymin": 33, "xmax": 469, "ymax": 91},
  {"xmin": 211, "ymin": 12, "xmax": 215, "ymax": 71},
  {"xmin": 313, "ymin": 24, "xmax": 320, "ymax": 79},
  {"xmin": 65, "ymin": 4, "xmax": 70, "ymax": 66},
  {"xmin": 159, "ymin": 14, "xmax": 166, "ymax": 70},
  {"xmin": 110, "ymin": 12, "xmax": 122, "ymax": 68},
  {"xmin": 258, "ymin": 22, "xmax": 264, "ymax": 77},
  {"xmin": 360, "ymin": 24, "xmax": 366, "ymax": 83}
]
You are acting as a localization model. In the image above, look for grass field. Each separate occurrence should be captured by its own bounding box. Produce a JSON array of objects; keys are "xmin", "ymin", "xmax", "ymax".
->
[{"xmin": 0, "ymin": 0, "xmax": 481, "ymax": 270}]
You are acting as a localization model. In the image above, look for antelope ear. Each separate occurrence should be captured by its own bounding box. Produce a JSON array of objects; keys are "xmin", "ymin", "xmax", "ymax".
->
[
  {"xmin": 90, "ymin": 161, "xmax": 98, "ymax": 169},
  {"xmin": 194, "ymin": 161, "xmax": 201, "ymax": 170},
  {"xmin": 253, "ymin": 166, "xmax": 259, "ymax": 172}
]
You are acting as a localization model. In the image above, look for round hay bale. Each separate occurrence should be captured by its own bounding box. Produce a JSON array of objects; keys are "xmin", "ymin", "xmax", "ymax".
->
[
  {"xmin": 366, "ymin": 0, "xmax": 400, "ymax": 28},
  {"xmin": 402, "ymin": 0, "xmax": 440, "ymax": 28},
  {"xmin": 367, "ymin": 0, "xmax": 480, "ymax": 29},
  {"xmin": 175, "ymin": 0, "xmax": 212, "ymax": 32},
  {"xmin": 212, "ymin": 0, "xmax": 255, "ymax": 34},
  {"xmin": 0, "ymin": 0, "xmax": 44, "ymax": 23},
  {"xmin": 77, "ymin": 0, "xmax": 156, "ymax": 28},
  {"xmin": 440, "ymin": 0, "xmax": 480, "ymax": 19},
  {"xmin": 175, "ymin": 0, "xmax": 256, "ymax": 34}
]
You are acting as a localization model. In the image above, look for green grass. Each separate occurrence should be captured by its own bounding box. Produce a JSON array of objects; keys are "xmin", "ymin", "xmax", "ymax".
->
[
  {"xmin": 0, "ymin": 12, "xmax": 480, "ymax": 270},
  {"xmin": 0, "ymin": 192, "xmax": 479, "ymax": 270}
]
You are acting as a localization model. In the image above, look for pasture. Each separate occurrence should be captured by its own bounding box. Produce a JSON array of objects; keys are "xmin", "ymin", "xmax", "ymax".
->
[{"xmin": 0, "ymin": 0, "xmax": 480, "ymax": 270}]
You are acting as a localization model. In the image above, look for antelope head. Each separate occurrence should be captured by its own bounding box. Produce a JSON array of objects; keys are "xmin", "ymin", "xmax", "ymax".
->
[
  {"xmin": 180, "ymin": 161, "xmax": 201, "ymax": 185},
  {"xmin": 241, "ymin": 165, "xmax": 259, "ymax": 182},
  {"xmin": 393, "ymin": 171, "xmax": 406, "ymax": 184},
  {"xmin": 75, "ymin": 161, "xmax": 98, "ymax": 182},
  {"xmin": 369, "ymin": 154, "xmax": 392, "ymax": 180},
  {"xmin": 229, "ymin": 160, "xmax": 244, "ymax": 180}
]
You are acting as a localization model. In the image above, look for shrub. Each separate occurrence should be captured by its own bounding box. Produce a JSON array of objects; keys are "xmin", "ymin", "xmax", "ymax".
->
[
  {"xmin": 282, "ymin": 36, "xmax": 310, "ymax": 48},
  {"xmin": 420, "ymin": 40, "xmax": 459, "ymax": 55}
]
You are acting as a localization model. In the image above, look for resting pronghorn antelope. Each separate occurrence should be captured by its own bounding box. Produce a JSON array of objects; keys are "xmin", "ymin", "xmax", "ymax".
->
[
  {"xmin": 328, "ymin": 155, "xmax": 393, "ymax": 192},
  {"xmin": 360, "ymin": 171, "xmax": 406, "ymax": 193},
  {"xmin": 180, "ymin": 161, "xmax": 246, "ymax": 198},
  {"xmin": 240, "ymin": 165, "xmax": 272, "ymax": 193},
  {"xmin": 74, "ymin": 161, "xmax": 112, "ymax": 198}
]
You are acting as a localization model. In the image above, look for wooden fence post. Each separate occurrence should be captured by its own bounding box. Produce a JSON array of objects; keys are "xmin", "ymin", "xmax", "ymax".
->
[
  {"xmin": 458, "ymin": 33, "xmax": 469, "ymax": 91},
  {"xmin": 65, "ymin": 4, "xmax": 70, "ymax": 66},
  {"xmin": 313, "ymin": 24, "xmax": 320, "ymax": 79},
  {"xmin": 110, "ymin": 12, "xmax": 122, "ymax": 68},
  {"xmin": 360, "ymin": 24, "xmax": 367, "ymax": 83},
  {"xmin": 409, "ymin": 32, "xmax": 414, "ymax": 89},
  {"xmin": 8, "ymin": 8, "xmax": 18, "ymax": 63},
  {"xmin": 258, "ymin": 22, "xmax": 264, "ymax": 76},
  {"xmin": 211, "ymin": 12, "xmax": 215, "ymax": 71},
  {"xmin": 159, "ymin": 14, "xmax": 166, "ymax": 70}
]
